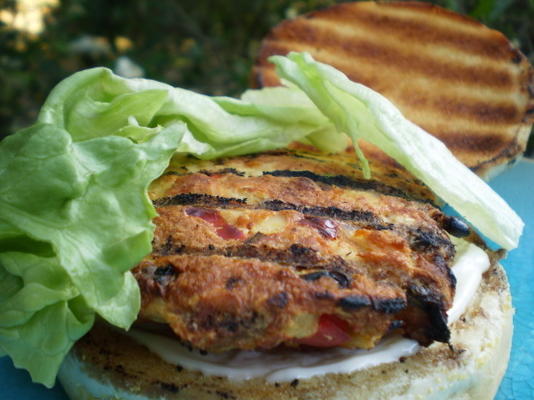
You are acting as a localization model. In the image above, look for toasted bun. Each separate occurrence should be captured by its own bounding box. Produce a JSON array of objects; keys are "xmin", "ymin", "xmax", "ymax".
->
[
  {"xmin": 253, "ymin": 1, "xmax": 534, "ymax": 179},
  {"xmin": 59, "ymin": 261, "xmax": 512, "ymax": 400}
]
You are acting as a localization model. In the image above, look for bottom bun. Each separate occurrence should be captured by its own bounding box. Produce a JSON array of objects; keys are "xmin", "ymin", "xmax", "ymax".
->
[{"xmin": 59, "ymin": 262, "xmax": 513, "ymax": 400}]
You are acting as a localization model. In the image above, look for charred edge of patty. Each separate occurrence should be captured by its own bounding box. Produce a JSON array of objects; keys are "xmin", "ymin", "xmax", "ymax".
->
[
  {"xmin": 405, "ymin": 283, "xmax": 451, "ymax": 345},
  {"xmin": 439, "ymin": 215, "xmax": 471, "ymax": 237},
  {"xmin": 408, "ymin": 227, "xmax": 456, "ymax": 263},
  {"xmin": 409, "ymin": 227, "xmax": 454, "ymax": 252}
]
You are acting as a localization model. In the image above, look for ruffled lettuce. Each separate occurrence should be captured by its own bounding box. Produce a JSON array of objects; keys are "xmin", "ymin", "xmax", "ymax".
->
[
  {"xmin": 39, "ymin": 68, "xmax": 337, "ymax": 158},
  {"xmin": 0, "ymin": 53, "xmax": 523, "ymax": 388},
  {"xmin": 0, "ymin": 122, "xmax": 181, "ymax": 386}
]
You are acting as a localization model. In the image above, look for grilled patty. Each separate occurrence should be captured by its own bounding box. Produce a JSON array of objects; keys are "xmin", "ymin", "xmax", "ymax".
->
[{"xmin": 134, "ymin": 150, "xmax": 464, "ymax": 352}]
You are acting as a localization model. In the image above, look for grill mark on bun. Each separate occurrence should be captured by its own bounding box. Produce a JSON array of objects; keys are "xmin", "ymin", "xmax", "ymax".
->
[
  {"xmin": 253, "ymin": 2, "xmax": 533, "ymax": 178},
  {"xmin": 260, "ymin": 34, "xmax": 512, "ymax": 89},
  {"xmin": 469, "ymin": 140, "xmax": 524, "ymax": 173},
  {"xmin": 309, "ymin": 3, "xmax": 516, "ymax": 61},
  {"xmin": 402, "ymin": 94, "xmax": 521, "ymax": 125},
  {"xmin": 432, "ymin": 132, "xmax": 513, "ymax": 153}
]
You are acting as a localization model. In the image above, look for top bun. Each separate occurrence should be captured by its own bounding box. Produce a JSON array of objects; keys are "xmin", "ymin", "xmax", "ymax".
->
[{"xmin": 253, "ymin": 1, "xmax": 534, "ymax": 179}]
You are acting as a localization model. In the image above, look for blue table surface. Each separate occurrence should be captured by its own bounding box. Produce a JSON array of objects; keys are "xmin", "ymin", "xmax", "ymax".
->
[{"xmin": 1, "ymin": 160, "xmax": 533, "ymax": 400}]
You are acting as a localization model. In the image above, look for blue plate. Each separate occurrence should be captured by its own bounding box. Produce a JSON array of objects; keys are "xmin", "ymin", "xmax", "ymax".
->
[{"xmin": 2, "ymin": 161, "xmax": 533, "ymax": 400}]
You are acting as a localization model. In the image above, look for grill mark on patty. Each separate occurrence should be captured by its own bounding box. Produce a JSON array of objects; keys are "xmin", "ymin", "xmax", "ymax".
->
[
  {"xmin": 153, "ymin": 193, "xmax": 386, "ymax": 227},
  {"xmin": 153, "ymin": 193, "xmax": 247, "ymax": 208},
  {"xmin": 153, "ymin": 193, "xmax": 455, "ymax": 261},
  {"xmin": 136, "ymin": 264, "xmax": 180, "ymax": 298},
  {"xmin": 151, "ymin": 242, "xmax": 454, "ymax": 310},
  {"xmin": 261, "ymin": 199, "xmax": 382, "ymax": 226},
  {"xmin": 263, "ymin": 169, "xmax": 420, "ymax": 201},
  {"xmin": 138, "ymin": 257, "xmax": 408, "ymax": 316},
  {"xmin": 136, "ymin": 253, "xmax": 453, "ymax": 343},
  {"xmin": 337, "ymin": 295, "xmax": 407, "ymax": 315},
  {"xmin": 372, "ymin": 297, "xmax": 408, "ymax": 314},
  {"xmin": 153, "ymin": 242, "xmax": 354, "ymax": 281},
  {"xmin": 163, "ymin": 167, "xmax": 428, "ymax": 204},
  {"xmin": 152, "ymin": 193, "xmax": 454, "ymax": 258},
  {"xmin": 199, "ymin": 168, "xmax": 245, "ymax": 177},
  {"xmin": 337, "ymin": 295, "xmax": 372, "ymax": 310}
]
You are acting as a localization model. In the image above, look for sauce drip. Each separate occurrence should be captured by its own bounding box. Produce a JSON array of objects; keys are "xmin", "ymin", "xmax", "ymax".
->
[
  {"xmin": 301, "ymin": 217, "xmax": 338, "ymax": 239},
  {"xmin": 186, "ymin": 207, "xmax": 245, "ymax": 240}
]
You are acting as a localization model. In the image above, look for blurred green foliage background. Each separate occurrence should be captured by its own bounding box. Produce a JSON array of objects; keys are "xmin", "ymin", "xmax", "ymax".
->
[{"xmin": 0, "ymin": 0, "xmax": 532, "ymax": 150}]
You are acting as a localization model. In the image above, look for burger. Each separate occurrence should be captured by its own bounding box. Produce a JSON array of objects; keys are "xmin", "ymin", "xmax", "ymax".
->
[
  {"xmin": 59, "ymin": 147, "xmax": 514, "ymax": 400},
  {"xmin": 0, "ymin": 4, "xmax": 532, "ymax": 400}
]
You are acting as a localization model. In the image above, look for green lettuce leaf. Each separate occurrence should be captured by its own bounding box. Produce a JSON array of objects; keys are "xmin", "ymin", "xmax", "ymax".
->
[
  {"xmin": 214, "ymin": 86, "xmax": 347, "ymax": 153},
  {"xmin": 269, "ymin": 52, "xmax": 523, "ymax": 250},
  {"xmin": 0, "ymin": 250, "xmax": 94, "ymax": 386},
  {"xmin": 39, "ymin": 68, "xmax": 336, "ymax": 158},
  {"xmin": 0, "ymin": 122, "xmax": 181, "ymax": 386}
]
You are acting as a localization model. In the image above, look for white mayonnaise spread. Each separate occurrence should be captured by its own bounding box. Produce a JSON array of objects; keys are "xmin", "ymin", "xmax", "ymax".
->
[{"xmin": 128, "ymin": 241, "xmax": 489, "ymax": 382}]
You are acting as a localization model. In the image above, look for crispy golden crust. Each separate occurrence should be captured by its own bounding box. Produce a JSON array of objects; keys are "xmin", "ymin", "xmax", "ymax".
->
[
  {"xmin": 133, "ymin": 151, "xmax": 461, "ymax": 351},
  {"xmin": 253, "ymin": 1, "xmax": 534, "ymax": 178}
]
